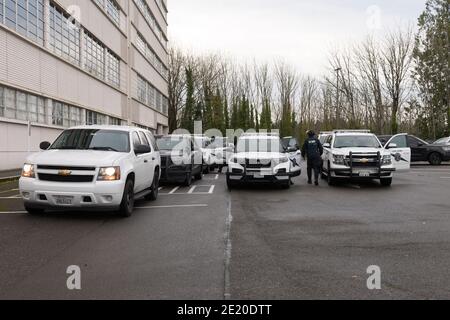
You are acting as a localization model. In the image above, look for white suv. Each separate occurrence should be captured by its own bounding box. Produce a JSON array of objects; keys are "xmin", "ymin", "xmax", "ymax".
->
[
  {"xmin": 226, "ymin": 133, "xmax": 302, "ymax": 189},
  {"xmin": 19, "ymin": 125, "xmax": 161, "ymax": 217},
  {"xmin": 321, "ymin": 130, "xmax": 410, "ymax": 186}
]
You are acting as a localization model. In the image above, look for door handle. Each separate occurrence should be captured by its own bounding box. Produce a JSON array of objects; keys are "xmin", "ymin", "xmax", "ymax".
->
[{"xmin": 144, "ymin": 160, "xmax": 148, "ymax": 163}]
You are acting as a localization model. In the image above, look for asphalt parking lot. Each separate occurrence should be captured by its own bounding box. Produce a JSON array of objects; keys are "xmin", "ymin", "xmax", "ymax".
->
[{"xmin": 0, "ymin": 164, "xmax": 449, "ymax": 299}]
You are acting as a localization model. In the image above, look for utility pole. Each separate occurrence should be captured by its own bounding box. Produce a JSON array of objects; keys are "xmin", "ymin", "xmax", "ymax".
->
[{"xmin": 335, "ymin": 67, "xmax": 342, "ymax": 129}]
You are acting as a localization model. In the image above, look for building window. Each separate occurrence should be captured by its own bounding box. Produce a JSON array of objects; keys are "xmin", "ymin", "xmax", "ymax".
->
[
  {"xmin": 0, "ymin": 86, "xmax": 4, "ymax": 117},
  {"xmin": 52, "ymin": 101, "xmax": 63, "ymax": 126},
  {"xmin": 134, "ymin": 0, "xmax": 167, "ymax": 48},
  {"xmin": 49, "ymin": 3, "xmax": 80, "ymax": 64},
  {"xmin": 95, "ymin": 0, "xmax": 120, "ymax": 26},
  {"xmin": 86, "ymin": 110, "xmax": 106, "ymax": 125},
  {"xmin": 136, "ymin": 74, "xmax": 168, "ymax": 115},
  {"xmin": 1, "ymin": 0, "xmax": 44, "ymax": 45},
  {"xmin": 137, "ymin": 75, "xmax": 147, "ymax": 104},
  {"xmin": 106, "ymin": 0, "xmax": 120, "ymax": 25},
  {"xmin": 84, "ymin": 31, "xmax": 105, "ymax": 79},
  {"xmin": 106, "ymin": 50, "xmax": 120, "ymax": 87},
  {"xmin": 109, "ymin": 116, "xmax": 122, "ymax": 125},
  {"xmin": 135, "ymin": 32, "xmax": 168, "ymax": 80}
]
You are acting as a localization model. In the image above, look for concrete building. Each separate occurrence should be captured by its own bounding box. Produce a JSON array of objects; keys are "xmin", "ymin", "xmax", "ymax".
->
[{"xmin": 0, "ymin": 0, "xmax": 169, "ymax": 170}]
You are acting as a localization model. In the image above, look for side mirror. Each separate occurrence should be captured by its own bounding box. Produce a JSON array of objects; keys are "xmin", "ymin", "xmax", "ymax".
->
[
  {"xmin": 135, "ymin": 144, "xmax": 151, "ymax": 155},
  {"xmin": 387, "ymin": 143, "xmax": 398, "ymax": 149},
  {"xmin": 40, "ymin": 141, "xmax": 51, "ymax": 150},
  {"xmin": 323, "ymin": 143, "xmax": 331, "ymax": 148}
]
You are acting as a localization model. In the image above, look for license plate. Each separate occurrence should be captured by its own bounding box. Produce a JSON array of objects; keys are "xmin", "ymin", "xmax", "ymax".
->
[
  {"xmin": 358, "ymin": 171, "xmax": 372, "ymax": 177},
  {"xmin": 54, "ymin": 196, "xmax": 73, "ymax": 205},
  {"xmin": 253, "ymin": 173, "xmax": 265, "ymax": 179}
]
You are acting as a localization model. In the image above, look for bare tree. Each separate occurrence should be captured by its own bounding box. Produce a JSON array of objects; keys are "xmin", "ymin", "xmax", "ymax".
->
[
  {"xmin": 168, "ymin": 47, "xmax": 186, "ymax": 132},
  {"xmin": 380, "ymin": 27, "xmax": 414, "ymax": 134}
]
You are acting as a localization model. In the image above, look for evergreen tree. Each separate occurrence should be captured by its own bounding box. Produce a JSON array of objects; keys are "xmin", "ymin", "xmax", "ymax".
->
[
  {"xmin": 414, "ymin": 0, "xmax": 450, "ymax": 138},
  {"xmin": 181, "ymin": 67, "xmax": 195, "ymax": 132}
]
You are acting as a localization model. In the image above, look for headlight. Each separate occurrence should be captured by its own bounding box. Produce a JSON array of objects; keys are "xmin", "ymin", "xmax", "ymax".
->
[
  {"xmin": 382, "ymin": 155, "xmax": 392, "ymax": 165},
  {"xmin": 443, "ymin": 146, "xmax": 450, "ymax": 152},
  {"xmin": 21, "ymin": 163, "xmax": 35, "ymax": 178},
  {"xmin": 229, "ymin": 157, "xmax": 237, "ymax": 163},
  {"xmin": 97, "ymin": 167, "xmax": 121, "ymax": 181},
  {"xmin": 332, "ymin": 154, "xmax": 345, "ymax": 165},
  {"xmin": 278, "ymin": 157, "xmax": 289, "ymax": 163}
]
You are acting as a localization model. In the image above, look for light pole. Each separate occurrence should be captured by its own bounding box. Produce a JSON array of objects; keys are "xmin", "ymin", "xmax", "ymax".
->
[{"xmin": 335, "ymin": 67, "xmax": 342, "ymax": 129}]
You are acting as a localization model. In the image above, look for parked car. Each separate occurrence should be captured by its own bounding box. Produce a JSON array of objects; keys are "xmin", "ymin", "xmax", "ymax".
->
[
  {"xmin": 226, "ymin": 132, "xmax": 302, "ymax": 189},
  {"xmin": 379, "ymin": 134, "xmax": 450, "ymax": 165},
  {"xmin": 193, "ymin": 135, "xmax": 213, "ymax": 173},
  {"xmin": 322, "ymin": 130, "xmax": 410, "ymax": 186},
  {"xmin": 19, "ymin": 126, "xmax": 161, "ymax": 217},
  {"xmin": 157, "ymin": 135, "xmax": 203, "ymax": 186},
  {"xmin": 318, "ymin": 131, "xmax": 333, "ymax": 144},
  {"xmin": 207, "ymin": 136, "xmax": 234, "ymax": 172}
]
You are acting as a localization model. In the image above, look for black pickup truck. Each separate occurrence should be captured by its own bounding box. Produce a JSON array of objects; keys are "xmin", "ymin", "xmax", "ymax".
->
[{"xmin": 378, "ymin": 135, "xmax": 450, "ymax": 165}]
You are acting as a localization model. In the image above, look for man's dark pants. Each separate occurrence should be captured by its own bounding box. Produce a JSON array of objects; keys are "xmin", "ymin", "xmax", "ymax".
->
[{"xmin": 307, "ymin": 157, "xmax": 321, "ymax": 183}]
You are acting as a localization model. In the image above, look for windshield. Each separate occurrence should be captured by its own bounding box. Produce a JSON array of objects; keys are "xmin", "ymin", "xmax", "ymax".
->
[
  {"xmin": 157, "ymin": 137, "xmax": 186, "ymax": 150},
  {"xmin": 434, "ymin": 137, "xmax": 450, "ymax": 145},
  {"xmin": 50, "ymin": 129, "xmax": 130, "ymax": 152},
  {"xmin": 333, "ymin": 135, "xmax": 381, "ymax": 148},
  {"xmin": 194, "ymin": 137, "xmax": 209, "ymax": 148},
  {"xmin": 236, "ymin": 138, "xmax": 284, "ymax": 153},
  {"xmin": 208, "ymin": 138, "xmax": 228, "ymax": 149}
]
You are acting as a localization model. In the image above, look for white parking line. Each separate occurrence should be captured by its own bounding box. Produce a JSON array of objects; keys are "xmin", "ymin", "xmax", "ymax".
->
[
  {"xmin": 168, "ymin": 186, "xmax": 180, "ymax": 194},
  {"xmin": 440, "ymin": 177, "xmax": 450, "ymax": 179},
  {"xmin": 188, "ymin": 186, "xmax": 196, "ymax": 194},
  {"xmin": 208, "ymin": 185, "xmax": 215, "ymax": 194},
  {"xmin": 0, "ymin": 188, "xmax": 19, "ymax": 195},
  {"xmin": 135, "ymin": 204, "xmax": 208, "ymax": 209},
  {"xmin": 0, "ymin": 195, "xmax": 21, "ymax": 199},
  {"xmin": 0, "ymin": 211, "xmax": 27, "ymax": 214}
]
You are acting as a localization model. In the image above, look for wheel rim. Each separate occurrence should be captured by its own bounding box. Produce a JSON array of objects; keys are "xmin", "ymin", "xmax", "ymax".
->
[{"xmin": 430, "ymin": 154, "xmax": 440, "ymax": 164}]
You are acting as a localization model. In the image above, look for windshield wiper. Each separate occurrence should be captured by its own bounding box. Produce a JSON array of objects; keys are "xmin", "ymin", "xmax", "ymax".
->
[
  {"xmin": 51, "ymin": 146, "xmax": 78, "ymax": 150},
  {"xmin": 89, "ymin": 147, "xmax": 119, "ymax": 152}
]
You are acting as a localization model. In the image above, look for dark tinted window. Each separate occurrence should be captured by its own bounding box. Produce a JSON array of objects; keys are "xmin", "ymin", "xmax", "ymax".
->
[
  {"xmin": 138, "ymin": 131, "xmax": 150, "ymax": 146},
  {"xmin": 146, "ymin": 132, "xmax": 159, "ymax": 151},
  {"xmin": 408, "ymin": 136, "xmax": 424, "ymax": 148},
  {"xmin": 50, "ymin": 129, "xmax": 130, "ymax": 152},
  {"xmin": 132, "ymin": 132, "xmax": 141, "ymax": 149},
  {"xmin": 388, "ymin": 135, "xmax": 407, "ymax": 148}
]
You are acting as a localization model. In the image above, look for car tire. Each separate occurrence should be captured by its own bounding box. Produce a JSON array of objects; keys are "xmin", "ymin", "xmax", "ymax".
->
[
  {"xmin": 226, "ymin": 176, "xmax": 234, "ymax": 190},
  {"xmin": 327, "ymin": 162, "xmax": 336, "ymax": 186},
  {"xmin": 321, "ymin": 168, "xmax": 327, "ymax": 180},
  {"xmin": 428, "ymin": 152, "xmax": 442, "ymax": 166},
  {"xmin": 281, "ymin": 179, "xmax": 291, "ymax": 189},
  {"xmin": 119, "ymin": 178, "xmax": 135, "ymax": 218},
  {"xmin": 145, "ymin": 169, "xmax": 159, "ymax": 201},
  {"xmin": 195, "ymin": 165, "xmax": 203, "ymax": 180},
  {"xmin": 184, "ymin": 171, "xmax": 193, "ymax": 186},
  {"xmin": 380, "ymin": 178, "xmax": 392, "ymax": 187},
  {"xmin": 25, "ymin": 206, "xmax": 44, "ymax": 215},
  {"xmin": 203, "ymin": 164, "xmax": 210, "ymax": 174}
]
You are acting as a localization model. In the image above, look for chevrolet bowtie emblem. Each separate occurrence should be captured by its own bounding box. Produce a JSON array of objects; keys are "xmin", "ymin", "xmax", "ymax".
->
[
  {"xmin": 360, "ymin": 158, "xmax": 369, "ymax": 163},
  {"xmin": 58, "ymin": 170, "xmax": 72, "ymax": 176}
]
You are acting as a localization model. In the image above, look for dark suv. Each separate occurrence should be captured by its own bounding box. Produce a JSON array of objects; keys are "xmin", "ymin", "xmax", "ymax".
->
[{"xmin": 379, "ymin": 135, "xmax": 450, "ymax": 165}]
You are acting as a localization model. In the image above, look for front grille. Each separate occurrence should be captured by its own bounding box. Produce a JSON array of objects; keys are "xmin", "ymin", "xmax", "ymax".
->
[
  {"xmin": 245, "ymin": 159, "xmax": 272, "ymax": 169},
  {"xmin": 38, "ymin": 173, "xmax": 94, "ymax": 183},
  {"xmin": 345, "ymin": 154, "xmax": 380, "ymax": 167},
  {"xmin": 37, "ymin": 165, "xmax": 96, "ymax": 171}
]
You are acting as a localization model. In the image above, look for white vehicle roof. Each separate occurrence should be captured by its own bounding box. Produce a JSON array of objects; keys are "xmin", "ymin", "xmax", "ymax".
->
[
  {"xmin": 334, "ymin": 132, "xmax": 375, "ymax": 137},
  {"xmin": 69, "ymin": 125, "xmax": 145, "ymax": 132},
  {"xmin": 239, "ymin": 135, "xmax": 280, "ymax": 140}
]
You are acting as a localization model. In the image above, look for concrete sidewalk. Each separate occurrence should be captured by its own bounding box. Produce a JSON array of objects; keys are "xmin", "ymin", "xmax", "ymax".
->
[{"xmin": 0, "ymin": 169, "xmax": 21, "ymax": 182}]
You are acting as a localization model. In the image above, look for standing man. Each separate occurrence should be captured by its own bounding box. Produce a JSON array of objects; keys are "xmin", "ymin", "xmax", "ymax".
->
[{"xmin": 301, "ymin": 130, "xmax": 323, "ymax": 186}]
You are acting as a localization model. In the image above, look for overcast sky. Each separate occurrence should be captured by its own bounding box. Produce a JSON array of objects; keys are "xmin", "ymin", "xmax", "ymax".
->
[{"xmin": 167, "ymin": 0, "xmax": 426, "ymax": 76}]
